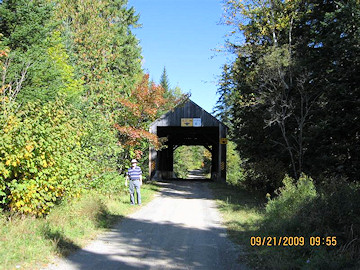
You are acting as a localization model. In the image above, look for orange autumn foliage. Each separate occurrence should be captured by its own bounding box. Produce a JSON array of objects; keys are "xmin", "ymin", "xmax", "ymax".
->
[{"xmin": 115, "ymin": 74, "xmax": 167, "ymax": 148}]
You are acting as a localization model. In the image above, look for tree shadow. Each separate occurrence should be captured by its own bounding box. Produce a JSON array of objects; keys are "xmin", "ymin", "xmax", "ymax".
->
[
  {"xmin": 45, "ymin": 217, "xmax": 247, "ymax": 270},
  {"xmin": 43, "ymin": 180, "xmax": 248, "ymax": 270},
  {"xmin": 43, "ymin": 229, "xmax": 82, "ymax": 258},
  {"xmin": 155, "ymin": 179, "xmax": 214, "ymax": 200}
]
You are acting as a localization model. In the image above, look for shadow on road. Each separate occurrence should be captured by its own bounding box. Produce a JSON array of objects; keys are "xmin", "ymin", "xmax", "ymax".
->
[
  {"xmin": 52, "ymin": 217, "xmax": 242, "ymax": 270},
  {"xmin": 45, "ymin": 180, "xmax": 247, "ymax": 270},
  {"xmin": 155, "ymin": 180, "xmax": 213, "ymax": 200}
]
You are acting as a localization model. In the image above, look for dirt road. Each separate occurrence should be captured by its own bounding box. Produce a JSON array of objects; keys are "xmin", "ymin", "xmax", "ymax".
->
[{"xmin": 44, "ymin": 180, "xmax": 248, "ymax": 270}]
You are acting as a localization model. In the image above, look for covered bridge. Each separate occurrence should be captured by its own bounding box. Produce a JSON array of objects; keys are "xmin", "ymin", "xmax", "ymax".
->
[{"xmin": 149, "ymin": 99, "xmax": 227, "ymax": 182}]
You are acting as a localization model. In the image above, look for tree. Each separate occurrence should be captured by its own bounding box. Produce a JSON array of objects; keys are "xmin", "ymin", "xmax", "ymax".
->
[
  {"xmin": 114, "ymin": 74, "xmax": 169, "ymax": 173},
  {"xmin": 0, "ymin": 0, "xmax": 76, "ymax": 102},
  {"xmin": 217, "ymin": 0, "xmax": 360, "ymax": 191},
  {"xmin": 158, "ymin": 67, "xmax": 188, "ymax": 115},
  {"xmin": 52, "ymin": 0, "xmax": 145, "ymax": 178},
  {"xmin": 213, "ymin": 64, "xmax": 233, "ymax": 129},
  {"xmin": 160, "ymin": 66, "xmax": 170, "ymax": 92},
  {"xmin": 292, "ymin": 0, "xmax": 360, "ymax": 178},
  {"xmin": 53, "ymin": 0, "xmax": 142, "ymax": 102}
]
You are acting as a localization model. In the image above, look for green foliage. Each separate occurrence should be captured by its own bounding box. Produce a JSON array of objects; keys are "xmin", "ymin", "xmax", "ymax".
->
[
  {"xmin": 212, "ymin": 175, "xmax": 360, "ymax": 269},
  {"xmin": 158, "ymin": 69, "xmax": 187, "ymax": 116},
  {"xmin": 54, "ymin": 0, "xmax": 142, "ymax": 99},
  {"xmin": 295, "ymin": 183, "xmax": 360, "ymax": 269},
  {"xmin": 52, "ymin": 0, "xmax": 147, "ymax": 183},
  {"xmin": 217, "ymin": 2, "xmax": 360, "ymax": 267},
  {"xmin": 0, "ymin": 99, "xmax": 88, "ymax": 216},
  {"xmin": 173, "ymin": 146, "xmax": 211, "ymax": 179},
  {"xmin": 256, "ymin": 176, "xmax": 360, "ymax": 269},
  {"xmin": 0, "ymin": 0, "xmax": 54, "ymax": 52},
  {"xmin": 0, "ymin": 0, "xmax": 178, "ymax": 218},
  {"xmin": 89, "ymin": 173, "xmax": 126, "ymax": 196},
  {"xmin": 0, "ymin": 0, "xmax": 73, "ymax": 103},
  {"xmin": 79, "ymin": 104, "xmax": 123, "ymax": 177},
  {"xmin": 173, "ymin": 146, "xmax": 193, "ymax": 178},
  {"xmin": 265, "ymin": 174, "xmax": 317, "ymax": 227},
  {"xmin": 218, "ymin": 0, "xmax": 360, "ymax": 188},
  {"xmin": 160, "ymin": 66, "xmax": 170, "ymax": 92},
  {"xmin": 47, "ymin": 31, "xmax": 84, "ymax": 100},
  {"xmin": 242, "ymin": 159, "xmax": 287, "ymax": 194},
  {"xmin": 0, "ymin": 183, "xmax": 159, "ymax": 269},
  {"xmin": 213, "ymin": 64, "xmax": 233, "ymax": 129},
  {"xmin": 226, "ymin": 141, "xmax": 245, "ymax": 186}
]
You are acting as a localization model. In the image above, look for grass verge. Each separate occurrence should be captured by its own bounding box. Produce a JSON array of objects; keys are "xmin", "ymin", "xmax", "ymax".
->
[
  {"xmin": 209, "ymin": 181, "xmax": 360, "ymax": 270},
  {"xmin": 208, "ymin": 182, "xmax": 266, "ymax": 268},
  {"xmin": 0, "ymin": 183, "xmax": 160, "ymax": 270}
]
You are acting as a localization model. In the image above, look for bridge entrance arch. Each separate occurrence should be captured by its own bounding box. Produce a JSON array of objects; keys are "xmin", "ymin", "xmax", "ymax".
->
[{"xmin": 149, "ymin": 100, "xmax": 227, "ymax": 181}]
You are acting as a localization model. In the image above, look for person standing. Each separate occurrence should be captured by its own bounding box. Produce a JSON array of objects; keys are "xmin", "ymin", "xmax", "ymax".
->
[{"xmin": 125, "ymin": 159, "xmax": 142, "ymax": 205}]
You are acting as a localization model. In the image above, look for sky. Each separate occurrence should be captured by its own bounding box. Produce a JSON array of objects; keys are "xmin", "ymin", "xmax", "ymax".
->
[{"xmin": 127, "ymin": 0, "xmax": 234, "ymax": 114}]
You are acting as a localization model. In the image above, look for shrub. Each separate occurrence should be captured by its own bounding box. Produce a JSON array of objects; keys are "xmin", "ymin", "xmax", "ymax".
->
[
  {"xmin": 257, "ymin": 175, "xmax": 360, "ymax": 269},
  {"xmin": 0, "ymin": 99, "xmax": 89, "ymax": 216},
  {"xmin": 79, "ymin": 104, "xmax": 123, "ymax": 181},
  {"xmin": 265, "ymin": 174, "xmax": 317, "ymax": 223},
  {"xmin": 89, "ymin": 173, "xmax": 127, "ymax": 196}
]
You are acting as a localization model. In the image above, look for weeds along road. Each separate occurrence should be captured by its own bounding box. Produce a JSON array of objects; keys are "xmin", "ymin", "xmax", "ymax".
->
[{"xmin": 44, "ymin": 180, "xmax": 248, "ymax": 270}]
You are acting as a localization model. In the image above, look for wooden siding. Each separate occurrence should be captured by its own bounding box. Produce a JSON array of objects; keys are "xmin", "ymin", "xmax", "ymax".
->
[{"xmin": 150, "ymin": 100, "xmax": 226, "ymax": 133}]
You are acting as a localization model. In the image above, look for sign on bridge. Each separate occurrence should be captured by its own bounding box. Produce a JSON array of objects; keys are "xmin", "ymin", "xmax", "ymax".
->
[{"xmin": 181, "ymin": 118, "xmax": 202, "ymax": 127}]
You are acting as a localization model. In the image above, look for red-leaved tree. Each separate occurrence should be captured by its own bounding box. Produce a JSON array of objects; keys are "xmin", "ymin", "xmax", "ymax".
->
[{"xmin": 114, "ymin": 74, "xmax": 178, "ymax": 173}]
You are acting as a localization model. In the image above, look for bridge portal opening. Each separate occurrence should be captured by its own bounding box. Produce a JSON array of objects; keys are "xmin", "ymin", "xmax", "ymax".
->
[{"xmin": 173, "ymin": 145, "xmax": 212, "ymax": 179}]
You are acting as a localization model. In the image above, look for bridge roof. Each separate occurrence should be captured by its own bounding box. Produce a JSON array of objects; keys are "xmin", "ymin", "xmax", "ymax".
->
[{"xmin": 150, "ymin": 99, "xmax": 227, "ymax": 133}]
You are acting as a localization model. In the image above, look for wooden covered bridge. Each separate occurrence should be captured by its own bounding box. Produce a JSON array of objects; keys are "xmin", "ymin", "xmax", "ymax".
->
[{"xmin": 149, "ymin": 100, "xmax": 227, "ymax": 182}]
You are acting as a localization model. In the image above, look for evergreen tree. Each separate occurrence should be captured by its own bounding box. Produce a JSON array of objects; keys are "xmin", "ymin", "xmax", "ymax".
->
[
  {"xmin": 157, "ymin": 67, "xmax": 187, "ymax": 116},
  {"xmin": 160, "ymin": 66, "xmax": 170, "ymax": 92},
  {"xmin": 218, "ymin": 0, "xmax": 360, "ymax": 190},
  {"xmin": 0, "ymin": 0, "xmax": 73, "ymax": 102},
  {"xmin": 54, "ymin": 0, "xmax": 142, "ymax": 102},
  {"xmin": 213, "ymin": 64, "xmax": 233, "ymax": 129},
  {"xmin": 293, "ymin": 0, "xmax": 360, "ymax": 178}
]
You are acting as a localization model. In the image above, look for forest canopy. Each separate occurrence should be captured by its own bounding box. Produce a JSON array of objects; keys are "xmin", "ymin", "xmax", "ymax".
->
[
  {"xmin": 0, "ymin": 0, "xmax": 183, "ymax": 216},
  {"xmin": 215, "ymin": 0, "xmax": 360, "ymax": 191}
]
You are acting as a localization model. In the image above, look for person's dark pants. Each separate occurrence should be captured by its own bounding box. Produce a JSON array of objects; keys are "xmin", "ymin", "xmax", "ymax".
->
[{"xmin": 129, "ymin": 180, "xmax": 141, "ymax": 205}]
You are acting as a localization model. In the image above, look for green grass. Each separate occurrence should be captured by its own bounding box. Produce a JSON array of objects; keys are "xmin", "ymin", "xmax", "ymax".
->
[
  {"xmin": 209, "ymin": 182, "xmax": 318, "ymax": 269},
  {"xmin": 0, "ymin": 183, "xmax": 160, "ymax": 270},
  {"xmin": 209, "ymin": 182, "xmax": 270, "ymax": 268},
  {"xmin": 209, "ymin": 182, "xmax": 360, "ymax": 270},
  {"xmin": 209, "ymin": 182, "xmax": 265, "ymax": 242}
]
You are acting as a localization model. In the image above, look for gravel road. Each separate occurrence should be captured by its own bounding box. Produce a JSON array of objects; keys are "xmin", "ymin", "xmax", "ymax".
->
[{"xmin": 44, "ymin": 180, "xmax": 248, "ymax": 270}]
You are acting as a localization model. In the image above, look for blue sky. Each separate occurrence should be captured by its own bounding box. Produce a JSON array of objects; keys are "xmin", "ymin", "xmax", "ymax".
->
[{"xmin": 127, "ymin": 0, "xmax": 234, "ymax": 114}]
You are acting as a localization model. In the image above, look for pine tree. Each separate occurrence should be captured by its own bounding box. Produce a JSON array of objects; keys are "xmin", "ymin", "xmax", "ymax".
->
[
  {"xmin": 0, "ymin": 0, "xmax": 68, "ymax": 102},
  {"xmin": 213, "ymin": 64, "xmax": 233, "ymax": 128},
  {"xmin": 160, "ymin": 66, "xmax": 170, "ymax": 92}
]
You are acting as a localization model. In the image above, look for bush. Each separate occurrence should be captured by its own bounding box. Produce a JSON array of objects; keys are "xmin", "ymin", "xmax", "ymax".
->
[
  {"xmin": 297, "ymin": 183, "xmax": 360, "ymax": 268},
  {"xmin": 89, "ymin": 173, "xmax": 126, "ymax": 196},
  {"xmin": 79, "ymin": 104, "xmax": 123, "ymax": 180},
  {"xmin": 0, "ymin": 99, "xmax": 90, "ymax": 216},
  {"xmin": 256, "ymin": 174, "xmax": 360, "ymax": 269},
  {"xmin": 265, "ymin": 174, "xmax": 317, "ymax": 225}
]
